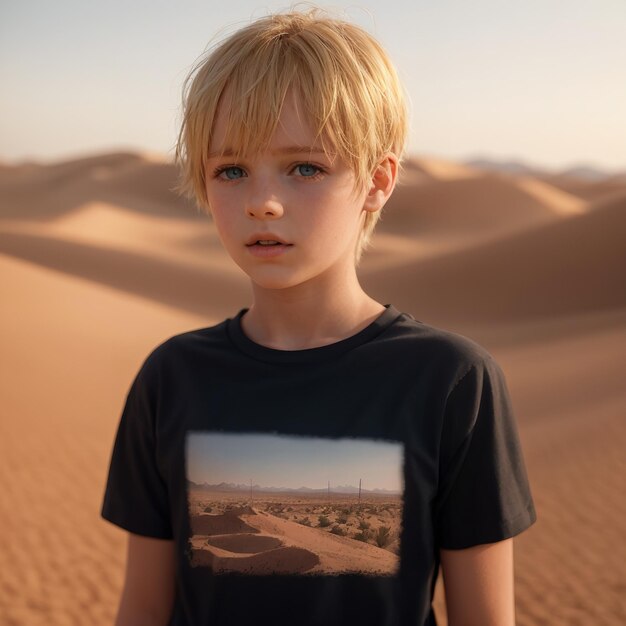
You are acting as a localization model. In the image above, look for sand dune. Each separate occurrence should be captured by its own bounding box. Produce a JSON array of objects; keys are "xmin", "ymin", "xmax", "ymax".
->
[
  {"xmin": 0, "ymin": 228, "xmax": 249, "ymax": 318},
  {"xmin": 363, "ymin": 189, "xmax": 626, "ymax": 327},
  {"xmin": 1, "ymin": 150, "xmax": 625, "ymax": 624},
  {"xmin": 387, "ymin": 173, "xmax": 565, "ymax": 235},
  {"xmin": 538, "ymin": 170, "xmax": 626, "ymax": 203},
  {"xmin": 0, "ymin": 151, "xmax": 197, "ymax": 218},
  {"xmin": 1, "ymin": 199, "xmax": 237, "ymax": 276},
  {"xmin": 402, "ymin": 155, "xmax": 482, "ymax": 181},
  {"xmin": 513, "ymin": 175, "xmax": 586, "ymax": 216}
]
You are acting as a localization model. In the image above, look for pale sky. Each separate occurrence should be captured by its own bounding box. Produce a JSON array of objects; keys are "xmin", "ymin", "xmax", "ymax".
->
[
  {"xmin": 186, "ymin": 432, "xmax": 404, "ymax": 492},
  {"xmin": 1, "ymin": 0, "xmax": 625, "ymax": 172}
]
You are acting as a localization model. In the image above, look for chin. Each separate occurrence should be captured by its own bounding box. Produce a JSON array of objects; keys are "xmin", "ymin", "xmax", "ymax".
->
[
  {"xmin": 250, "ymin": 276, "xmax": 303, "ymax": 291},
  {"xmin": 238, "ymin": 265, "xmax": 300, "ymax": 289}
]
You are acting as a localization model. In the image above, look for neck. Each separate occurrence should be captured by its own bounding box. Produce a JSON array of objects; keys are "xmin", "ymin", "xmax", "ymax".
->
[{"xmin": 241, "ymin": 267, "xmax": 384, "ymax": 350}]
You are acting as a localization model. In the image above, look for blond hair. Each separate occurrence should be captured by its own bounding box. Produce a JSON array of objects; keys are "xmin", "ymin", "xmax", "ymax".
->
[{"xmin": 173, "ymin": 4, "xmax": 410, "ymax": 266}]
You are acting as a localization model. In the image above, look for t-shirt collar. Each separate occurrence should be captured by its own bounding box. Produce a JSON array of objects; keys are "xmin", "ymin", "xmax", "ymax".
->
[{"xmin": 226, "ymin": 303, "xmax": 403, "ymax": 365}]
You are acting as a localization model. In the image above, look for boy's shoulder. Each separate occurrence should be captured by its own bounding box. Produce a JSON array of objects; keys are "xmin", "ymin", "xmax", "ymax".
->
[
  {"xmin": 131, "ymin": 317, "xmax": 231, "ymax": 381},
  {"xmin": 389, "ymin": 312, "xmax": 500, "ymax": 380},
  {"xmin": 161, "ymin": 316, "xmax": 231, "ymax": 351}
]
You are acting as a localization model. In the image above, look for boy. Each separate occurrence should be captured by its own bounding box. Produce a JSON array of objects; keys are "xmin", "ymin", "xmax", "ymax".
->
[{"xmin": 101, "ymin": 6, "xmax": 537, "ymax": 626}]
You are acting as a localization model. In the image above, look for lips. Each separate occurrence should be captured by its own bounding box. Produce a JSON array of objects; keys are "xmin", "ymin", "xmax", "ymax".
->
[
  {"xmin": 246, "ymin": 233, "xmax": 292, "ymax": 246},
  {"xmin": 246, "ymin": 241, "xmax": 294, "ymax": 258}
]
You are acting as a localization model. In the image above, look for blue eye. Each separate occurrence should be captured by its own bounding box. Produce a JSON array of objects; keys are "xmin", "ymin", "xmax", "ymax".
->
[
  {"xmin": 297, "ymin": 163, "xmax": 318, "ymax": 177},
  {"xmin": 219, "ymin": 165, "xmax": 243, "ymax": 180}
]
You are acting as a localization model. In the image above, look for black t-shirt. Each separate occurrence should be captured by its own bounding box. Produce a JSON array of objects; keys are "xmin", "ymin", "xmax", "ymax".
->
[{"xmin": 101, "ymin": 303, "xmax": 537, "ymax": 626}]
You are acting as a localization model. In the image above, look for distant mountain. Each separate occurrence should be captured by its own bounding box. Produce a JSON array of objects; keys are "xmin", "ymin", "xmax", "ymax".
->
[
  {"xmin": 463, "ymin": 157, "xmax": 543, "ymax": 177},
  {"xmin": 332, "ymin": 484, "xmax": 400, "ymax": 494},
  {"xmin": 556, "ymin": 165, "xmax": 617, "ymax": 182},
  {"xmin": 463, "ymin": 156, "xmax": 623, "ymax": 181},
  {"xmin": 187, "ymin": 479, "xmax": 400, "ymax": 495}
]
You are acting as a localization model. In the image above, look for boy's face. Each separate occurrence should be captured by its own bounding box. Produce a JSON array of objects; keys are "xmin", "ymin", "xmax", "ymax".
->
[{"xmin": 204, "ymin": 87, "xmax": 378, "ymax": 292}]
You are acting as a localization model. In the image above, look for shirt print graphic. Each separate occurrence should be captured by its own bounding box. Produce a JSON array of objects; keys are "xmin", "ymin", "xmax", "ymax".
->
[{"xmin": 185, "ymin": 432, "xmax": 405, "ymax": 576}]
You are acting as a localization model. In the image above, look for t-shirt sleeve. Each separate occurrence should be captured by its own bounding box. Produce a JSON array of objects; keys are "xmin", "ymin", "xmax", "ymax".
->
[
  {"xmin": 434, "ymin": 355, "xmax": 537, "ymax": 550},
  {"xmin": 100, "ymin": 352, "xmax": 173, "ymax": 539}
]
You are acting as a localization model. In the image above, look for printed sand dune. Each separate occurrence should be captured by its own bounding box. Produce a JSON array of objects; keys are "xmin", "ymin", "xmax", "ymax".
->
[
  {"xmin": 1, "ymin": 150, "xmax": 625, "ymax": 624},
  {"xmin": 189, "ymin": 506, "xmax": 399, "ymax": 575},
  {"xmin": 190, "ymin": 506, "xmax": 260, "ymax": 536},
  {"xmin": 205, "ymin": 533, "xmax": 282, "ymax": 552},
  {"xmin": 190, "ymin": 541, "xmax": 320, "ymax": 574}
]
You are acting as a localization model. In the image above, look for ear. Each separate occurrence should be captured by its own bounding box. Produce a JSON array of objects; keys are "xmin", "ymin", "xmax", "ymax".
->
[{"xmin": 362, "ymin": 153, "xmax": 399, "ymax": 214}]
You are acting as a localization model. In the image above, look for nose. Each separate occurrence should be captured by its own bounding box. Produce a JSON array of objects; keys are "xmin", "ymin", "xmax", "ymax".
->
[{"xmin": 245, "ymin": 179, "xmax": 284, "ymax": 219}]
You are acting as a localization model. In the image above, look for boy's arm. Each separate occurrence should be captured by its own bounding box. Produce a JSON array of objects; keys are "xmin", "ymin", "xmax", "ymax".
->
[
  {"xmin": 114, "ymin": 533, "xmax": 176, "ymax": 626},
  {"xmin": 439, "ymin": 538, "xmax": 516, "ymax": 626}
]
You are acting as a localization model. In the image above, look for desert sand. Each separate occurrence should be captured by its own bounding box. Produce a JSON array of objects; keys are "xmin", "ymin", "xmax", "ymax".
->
[
  {"xmin": 1, "ymin": 150, "xmax": 625, "ymax": 624},
  {"xmin": 188, "ymin": 503, "xmax": 398, "ymax": 576},
  {"xmin": 187, "ymin": 492, "xmax": 402, "ymax": 576}
]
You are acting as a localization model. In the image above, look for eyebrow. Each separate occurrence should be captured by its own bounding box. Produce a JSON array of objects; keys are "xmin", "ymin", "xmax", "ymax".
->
[{"xmin": 207, "ymin": 146, "xmax": 328, "ymax": 159}]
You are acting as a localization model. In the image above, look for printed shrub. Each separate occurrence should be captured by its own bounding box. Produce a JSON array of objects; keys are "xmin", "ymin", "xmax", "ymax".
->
[
  {"xmin": 330, "ymin": 525, "xmax": 346, "ymax": 536},
  {"xmin": 318, "ymin": 515, "xmax": 331, "ymax": 528},
  {"xmin": 375, "ymin": 526, "xmax": 392, "ymax": 548}
]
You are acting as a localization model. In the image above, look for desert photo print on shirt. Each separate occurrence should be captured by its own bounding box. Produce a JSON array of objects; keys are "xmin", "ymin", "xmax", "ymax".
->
[{"xmin": 185, "ymin": 432, "xmax": 405, "ymax": 576}]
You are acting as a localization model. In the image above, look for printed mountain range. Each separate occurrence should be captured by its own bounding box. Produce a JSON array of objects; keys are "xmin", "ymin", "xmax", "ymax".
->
[{"xmin": 187, "ymin": 479, "xmax": 401, "ymax": 495}]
